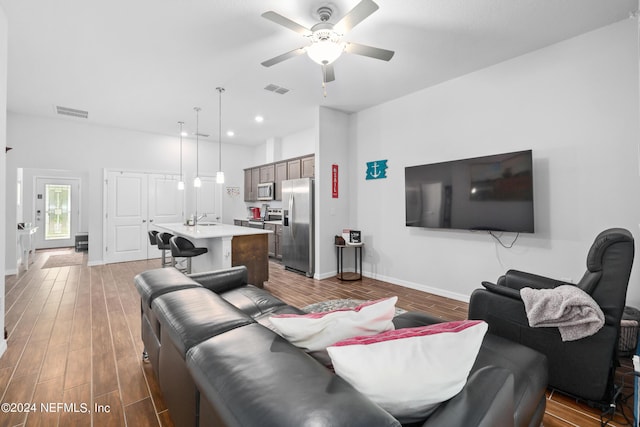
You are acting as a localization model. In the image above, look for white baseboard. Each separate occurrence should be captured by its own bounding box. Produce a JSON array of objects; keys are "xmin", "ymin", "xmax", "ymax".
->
[
  {"xmin": 5, "ymin": 268, "xmax": 17, "ymax": 275},
  {"xmin": 87, "ymin": 260, "xmax": 105, "ymax": 267},
  {"xmin": 0, "ymin": 339, "xmax": 7, "ymax": 359},
  {"xmin": 363, "ymin": 270, "xmax": 470, "ymax": 303},
  {"xmin": 315, "ymin": 267, "xmax": 470, "ymax": 303}
]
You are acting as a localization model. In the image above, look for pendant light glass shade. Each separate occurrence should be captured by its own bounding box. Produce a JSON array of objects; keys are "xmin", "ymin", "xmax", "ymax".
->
[
  {"xmin": 177, "ymin": 121, "xmax": 185, "ymax": 190},
  {"xmin": 193, "ymin": 107, "xmax": 201, "ymax": 188},
  {"xmin": 216, "ymin": 87, "xmax": 225, "ymax": 185}
]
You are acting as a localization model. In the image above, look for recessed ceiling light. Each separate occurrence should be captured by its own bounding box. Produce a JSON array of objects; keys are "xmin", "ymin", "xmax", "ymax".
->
[
  {"xmin": 226, "ymin": 130, "xmax": 235, "ymax": 137},
  {"xmin": 255, "ymin": 115, "xmax": 264, "ymax": 123},
  {"xmin": 181, "ymin": 131, "xmax": 189, "ymax": 137}
]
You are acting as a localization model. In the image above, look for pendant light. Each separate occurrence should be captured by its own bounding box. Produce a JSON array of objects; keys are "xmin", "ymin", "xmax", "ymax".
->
[
  {"xmin": 216, "ymin": 87, "xmax": 225, "ymax": 184},
  {"xmin": 193, "ymin": 107, "xmax": 202, "ymax": 188},
  {"xmin": 177, "ymin": 121, "xmax": 185, "ymax": 190}
]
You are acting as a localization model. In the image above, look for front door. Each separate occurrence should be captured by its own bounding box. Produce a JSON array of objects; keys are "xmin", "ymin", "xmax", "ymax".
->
[{"xmin": 35, "ymin": 177, "xmax": 80, "ymax": 249}]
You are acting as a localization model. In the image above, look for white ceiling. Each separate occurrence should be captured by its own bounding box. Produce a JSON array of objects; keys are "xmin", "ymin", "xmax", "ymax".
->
[{"xmin": 0, "ymin": 0, "xmax": 636, "ymax": 146}]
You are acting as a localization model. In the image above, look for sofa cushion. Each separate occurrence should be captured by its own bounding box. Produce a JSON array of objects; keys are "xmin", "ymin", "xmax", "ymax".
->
[
  {"xmin": 186, "ymin": 323, "xmax": 401, "ymax": 427},
  {"xmin": 269, "ymin": 297, "xmax": 397, "ymax": 363},
  {"xmin": 253, "ymin": 305, "xmax": 306, "ymax": 330},
  {"xmin": 393, "ymin": 311, "xmax": 548, "ymax": 427},
  {"xmin": 152, "ymin": 287, "xmax": 254, "ymax": 356},
  {"xmin": 220, "ymin": 285, "xmax": 289, "ymax": 318},
  {"xmin": 189, "ymin": 266, "xmax": 248, "ymax": 293},
  {"xmin": 135, "ymin": 267, "xmax": 202, "ymax": 307},
  {"xmin": 327, "ymin": 320, "xmax": 488, "ymax": 424},
  {"xmin": 472, "ymin": 332, "xmax": 548, "ymax": 426}
]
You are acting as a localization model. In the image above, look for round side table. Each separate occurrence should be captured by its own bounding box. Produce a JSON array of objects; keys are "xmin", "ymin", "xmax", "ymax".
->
[{"xmin": 335, "ymin": 242, "xmax": 364, "ymax": 281}]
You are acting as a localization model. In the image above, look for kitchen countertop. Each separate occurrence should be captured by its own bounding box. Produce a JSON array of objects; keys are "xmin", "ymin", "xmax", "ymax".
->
[
  {"xmin": 156, "ymin": 222, "xmax": 272, "ymax": 239},
  {"xmin": 235, "ymin": 218, "xmax": 283, "ymax": 225}
]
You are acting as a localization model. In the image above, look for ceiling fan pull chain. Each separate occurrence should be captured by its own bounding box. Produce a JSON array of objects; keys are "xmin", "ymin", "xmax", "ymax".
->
[{"xmin": 322, "ymin": 65, "xmax": 328, "ymax": 97}]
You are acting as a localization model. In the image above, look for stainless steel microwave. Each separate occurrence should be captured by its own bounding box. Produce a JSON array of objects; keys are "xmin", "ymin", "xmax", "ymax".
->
[{"xmin": 257, "ymin": 182, "xmax": 274, "ymax": 200}]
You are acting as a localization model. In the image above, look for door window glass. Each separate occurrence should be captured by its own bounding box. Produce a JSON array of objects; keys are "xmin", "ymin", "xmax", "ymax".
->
[{"xmin": 45, "ymin": 184, "xmax": 71, "ymax": 240}]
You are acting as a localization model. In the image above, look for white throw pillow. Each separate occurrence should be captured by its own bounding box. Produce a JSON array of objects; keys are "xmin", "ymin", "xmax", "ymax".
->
[
  {"xmin": 327, "ymin": 320, "xmax": 488, "ymax": 423},
  {"xmin": 269, "ymin": 297, "xmax": 397, "ymax": 363}
]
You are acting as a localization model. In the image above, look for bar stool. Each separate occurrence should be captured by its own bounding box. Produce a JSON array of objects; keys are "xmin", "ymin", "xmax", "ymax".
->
[
  {"xmin": 156, "ymin": 232, "xmax": 174, "ymax": 268},
  {"xmin": 148, "ymin": 230, "xmax": 159, "ymax": 246},
  {"xmin": 169, "ymin": 236, "xmax": 208, "ymax": 274}
]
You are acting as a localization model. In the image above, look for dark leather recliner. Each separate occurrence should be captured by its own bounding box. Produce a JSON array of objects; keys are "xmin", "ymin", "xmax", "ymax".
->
[{"xmin": 469, "ymin": 228, "xmax": 634, "ymax": 404}]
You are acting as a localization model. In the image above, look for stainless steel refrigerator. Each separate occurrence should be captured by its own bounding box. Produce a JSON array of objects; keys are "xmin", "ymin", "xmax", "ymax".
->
[{"xmin": 282, "ymin": 177, "xmax": 314, "ymax": 277}]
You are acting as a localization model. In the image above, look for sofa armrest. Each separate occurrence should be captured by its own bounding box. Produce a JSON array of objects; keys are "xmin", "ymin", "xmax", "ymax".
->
[
  {"xmin": 421, "ymin": 366, "xmax": 515, "ymax": 427},
  {"xmin": 188, "ymin": 266, "xmax": 248, "ymax": 293},
  {"xmin": 501, "ymin": 269, "xmax": 568, "ymax": 291},
  {"xmin": 481, "ymin": 281, "xmax": 522, "ymax": 300}
]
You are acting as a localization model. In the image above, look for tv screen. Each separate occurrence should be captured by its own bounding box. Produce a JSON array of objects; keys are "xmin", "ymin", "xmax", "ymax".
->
[{"xmin": 405, "ymin": 150, "xmax": 534, "ymax": 233}]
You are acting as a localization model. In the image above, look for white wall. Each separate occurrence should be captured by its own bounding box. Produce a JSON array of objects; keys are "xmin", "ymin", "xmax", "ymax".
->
[
  {"xmin": 5, "ymin": 113, "xmax": 254, "ymax": 267},
  {"xmin": 316, "ymin": 107, "xmax": 351, "ymax": 278},
  {"xmin": 250, "ymin": 128, "xmax": 316, "ymax": 167},
  {"xmin": 281, "ymin": 128, "xmax": 315, "ymax": 160},
  {"xmin": 350, "ymin": 19, "xmax": 640, "ymax": 305},
  {"xmin": 0, "ymin": 4, "xmax": 8, "ymax": 358}
]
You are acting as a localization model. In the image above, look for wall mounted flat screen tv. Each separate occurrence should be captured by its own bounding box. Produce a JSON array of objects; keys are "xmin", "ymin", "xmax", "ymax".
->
[{"xmin": 405, "ymin": 150, "xmax": 534, "ymax": 233}]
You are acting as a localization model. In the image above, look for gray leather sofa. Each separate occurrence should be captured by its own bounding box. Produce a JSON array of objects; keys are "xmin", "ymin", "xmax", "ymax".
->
[{"xmin": 135, "ymin": 266, "xmax": 548, "ymax": 427}]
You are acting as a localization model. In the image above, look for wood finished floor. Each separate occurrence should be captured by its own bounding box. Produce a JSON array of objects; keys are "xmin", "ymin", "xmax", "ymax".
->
[{"xmin": 1, "ymin": 248, "xmax": 636, "ymax": 427}]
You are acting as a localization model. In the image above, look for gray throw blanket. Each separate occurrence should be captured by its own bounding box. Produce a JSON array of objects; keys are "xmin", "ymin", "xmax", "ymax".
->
[{"xmin": 520, "ymin": 285, "xmax": 604, "ymax": 342}]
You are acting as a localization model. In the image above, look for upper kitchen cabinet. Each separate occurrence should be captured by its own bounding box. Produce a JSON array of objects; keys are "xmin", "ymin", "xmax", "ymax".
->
[
  {"xmin": 301, "ymin": 156, "xmax": 315, "ymax": 178},
  {"xmin": 275, "ymin": 162, "xmax": 287, "ymax": 201},
  {"xmin": 245, "ymin": 155, "xmax": 314, "ymax": 201},
  {"xmin": 244, "ymin": 167, "xmax": 260, "ymax": 202},
  {"xmin": 260, "ymin": 164, "xmax": 275, "ymax": 183},
  {"xmin": 288, "ymin": 155, "xmax": 315, "ymax": 180},
  {"xmin": 287, "ymin": 159, "xmax": 301, "ymax": 180}
]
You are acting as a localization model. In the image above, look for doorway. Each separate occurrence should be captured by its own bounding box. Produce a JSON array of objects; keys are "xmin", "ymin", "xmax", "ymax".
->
[
  {"xmin": 104, "ymin": 171, "xmax": 184, "ymax": 264},
  {"xmin": 35, "ymin": 177, "xmax": 80, "ymax": 249}
]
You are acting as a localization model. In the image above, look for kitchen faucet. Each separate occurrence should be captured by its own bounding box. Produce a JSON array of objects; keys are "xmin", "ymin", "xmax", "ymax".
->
[{"xmin": 194, "ymin": 213, "xmax": 207, "ymax": 225}]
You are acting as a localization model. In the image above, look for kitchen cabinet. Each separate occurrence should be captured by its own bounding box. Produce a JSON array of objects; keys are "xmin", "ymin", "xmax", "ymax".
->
[
  {"xmin": 275, "ymin": 225, "xmax": 283, "ymax": 259},
  {"xmin": 260, "ymin": 164, "xmax": 275, "ymax": 183},
  {"xmin": 236, "ymin": 220, "xmax": 280, "ymax": 258},
  {"xmin": 301, "ymin": 156, "xmax": 315, "ymax": 178},
  {"xmin": 244, "ymin": 168, "xmax": 260, "ymax": 202},
  {"xmin": 244, "ymin": 155, "xmax": 314, "ymax": 202},
  {"xmin": 265, "ymin": 223, "xmax": 276, "ymax": 257},
  {"xmin": 275, "ymin": 162, "xmax": 287, "ymax": 201},
  {"xmin": 287, "ymin": 159, "xmax": 301, "ymax": 179},
  {"xmin": 251, "ymin": 168, "xmax": 260, "ymax": 199},
  {"xmin": 244, "ymin": 170, "xmax": 253, "ymax": 201}
]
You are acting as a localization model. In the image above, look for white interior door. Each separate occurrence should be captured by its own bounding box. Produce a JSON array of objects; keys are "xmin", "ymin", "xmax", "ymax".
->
[
  {"xmin": 35, "ymin": 177, "xmax": 80, "ymax": 249},
  {"xmin": 106, "ymin": 172, "xmax": 148, "ymax": 263},
  {"xmin": 148, "ymin": 174, "xmax": 184, "ymax": 258},
  {"xmin": 105, "ymin": 171, "xmax": 183, "ymax": 264}
]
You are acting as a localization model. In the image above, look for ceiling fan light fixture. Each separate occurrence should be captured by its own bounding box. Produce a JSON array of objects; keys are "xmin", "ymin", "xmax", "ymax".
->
[{"xmin": 306, "ymin": 30, "xmax": 345, "ymax": 65}]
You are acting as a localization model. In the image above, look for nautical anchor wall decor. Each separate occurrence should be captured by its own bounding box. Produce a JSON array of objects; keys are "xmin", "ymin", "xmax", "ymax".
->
[{"xmin": 365, "ymin": 160, "xmax": 388, "ymax": 180}]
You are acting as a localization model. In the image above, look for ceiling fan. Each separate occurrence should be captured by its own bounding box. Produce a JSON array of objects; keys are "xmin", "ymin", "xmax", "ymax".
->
[{"xmin": 260, "ymin": 0, "xmax": 395, "ymax": 85}]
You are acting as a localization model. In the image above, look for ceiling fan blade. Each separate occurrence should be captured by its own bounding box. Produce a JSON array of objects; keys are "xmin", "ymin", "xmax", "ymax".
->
[
  {"xmin": 345, "ymin": 42, "xmax": 394, "ymax": 61},
  {"xmin": 322, "ymin": 64, "xmax": 336, "ymax": 83},
  {"xmin": 333, "ymin": 0, "xmax": 379, "ymax": 34},
  {"xmin": 261, "ymin": 47, "xmax": 307, "ymax": 67},
  {"xmin": 261, "ymin": 11, "xmax": 312, "ymax": 36}
]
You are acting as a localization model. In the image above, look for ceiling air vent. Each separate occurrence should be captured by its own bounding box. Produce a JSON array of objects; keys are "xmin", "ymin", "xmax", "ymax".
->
[
  {"xmin": 55, "ymin": 106, "xmax": 89, "ymax": 119},
  {"xmin": 264, "ymin": 84, "xmax": 290, "ymax": 95}
]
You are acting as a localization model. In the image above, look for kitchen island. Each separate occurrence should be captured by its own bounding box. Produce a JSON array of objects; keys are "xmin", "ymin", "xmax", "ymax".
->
[{"xmin": 154, "ymin": 223, "xmax": 272, "ymax": 287}]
